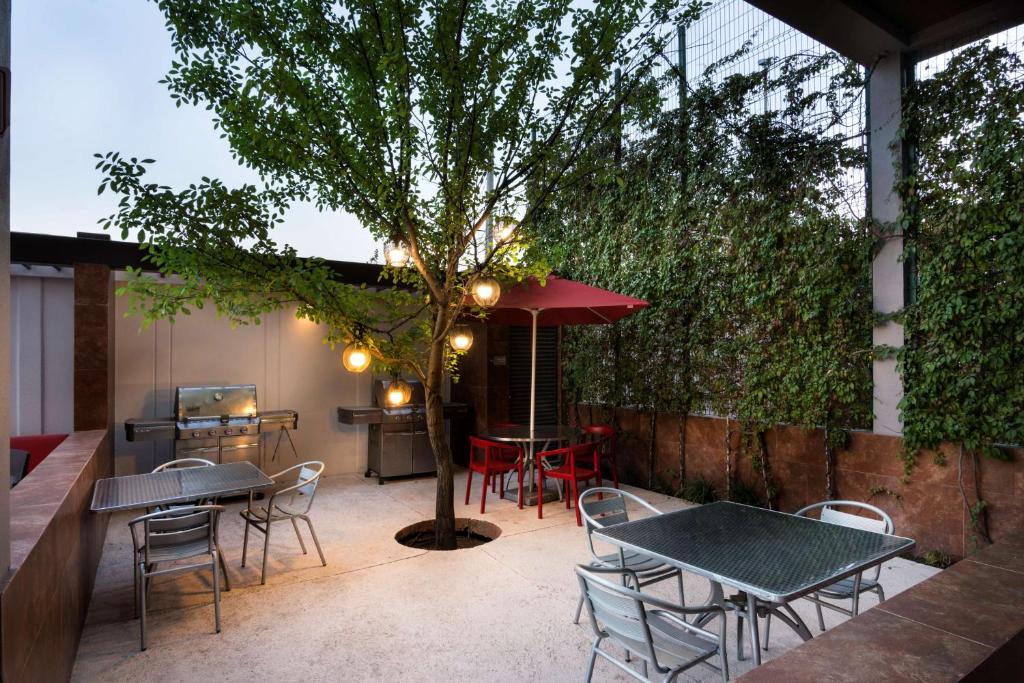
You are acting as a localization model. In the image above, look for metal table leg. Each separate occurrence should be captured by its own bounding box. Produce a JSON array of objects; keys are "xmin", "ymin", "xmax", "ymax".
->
[{"xmin": 747, "ymin": 592, "xmax": 762, "ymax": 666}]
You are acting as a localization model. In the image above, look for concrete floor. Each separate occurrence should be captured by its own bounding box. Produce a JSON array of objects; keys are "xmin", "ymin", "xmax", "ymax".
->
[{"xmin": 72, "ymin": 471, "xmax": 939, "ymax": 682}]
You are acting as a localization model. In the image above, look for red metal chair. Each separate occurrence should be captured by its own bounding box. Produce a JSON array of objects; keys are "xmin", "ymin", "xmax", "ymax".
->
[
  {"xmin": 581, "ymin": 424, "xmax": 620, "ymax": 489},
  {"xmin": 465, "ymin": 436, "xmax": 524, "ymax": 513},
  {"xmin": 536, "ymin": 441, "xmax": 601, "ymax": 526}
]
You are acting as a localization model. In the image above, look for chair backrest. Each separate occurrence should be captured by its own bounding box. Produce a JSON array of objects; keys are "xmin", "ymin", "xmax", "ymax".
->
[
  {"xmin": 579, "ymin": 488, "xmax": 662, "ymax": 559},
  {"xmin": 130, "ymin": 505, "xmax": 223, "ymax": 565},
  {"xmin": 539, "ymin": 441, "xmax": 597, "ymax": 470},
  {"xmin": 272, "ymin": 461, "xmax": 325, "ymax": 514},
  {"xmin": 576, "ymin": 566, "xmax": 657, "ymax": 665},
  {"xmin": 152, "ymin": 457, "xmax": 216, "ymax": 473},
  {"xmin": 795, "ymin": 500, "xmax": 894, "ymax": 582},
  {"xmin": 468, "ymin": 436, "xmax": 519, "ymax": 466}
]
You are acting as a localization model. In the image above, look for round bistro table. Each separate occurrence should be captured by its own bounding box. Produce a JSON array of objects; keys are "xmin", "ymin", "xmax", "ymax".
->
[{"xmin": 477, "ymin": 425, "xmax": 577, "ymax": 505}]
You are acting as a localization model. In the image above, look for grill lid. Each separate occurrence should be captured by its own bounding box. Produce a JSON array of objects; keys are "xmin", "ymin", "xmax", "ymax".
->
[{"xmin": 176, "ymin": 385, "xmax": 258, "ymax": 423}]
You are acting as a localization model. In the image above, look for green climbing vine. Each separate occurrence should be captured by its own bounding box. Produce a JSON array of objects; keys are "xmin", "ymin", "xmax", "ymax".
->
[
  {"xmin": 897, "ymin": 44, "xmax": 1024, "ymax": 544},
  {"xmin": 535, "ymin": 45, "xmax": 874, "ymax": 503}
]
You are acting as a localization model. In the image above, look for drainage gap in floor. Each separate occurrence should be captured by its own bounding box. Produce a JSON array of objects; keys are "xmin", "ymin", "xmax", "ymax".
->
[{"xmin": 395, "ymin": 518, "xmax": 501, "ymax": 550}]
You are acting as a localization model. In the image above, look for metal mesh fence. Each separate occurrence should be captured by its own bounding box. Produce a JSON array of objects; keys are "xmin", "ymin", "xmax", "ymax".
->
[
  {"xmin": 915, "ymin": 23, "xmax": 1024, "ymax": 79},
  {"xmin": 627, "ymin": 0, "xmax": 868, "ymax": 217}
]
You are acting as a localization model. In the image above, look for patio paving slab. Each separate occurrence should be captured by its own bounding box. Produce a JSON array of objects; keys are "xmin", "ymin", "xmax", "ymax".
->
[{"xmin": 72, "ymin": 471, "xmax": 938, "ymax": 682}]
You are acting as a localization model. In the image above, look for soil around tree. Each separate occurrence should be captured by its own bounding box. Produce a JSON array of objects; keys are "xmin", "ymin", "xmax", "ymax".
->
[{"xmin": 395, "ymin": 518, "xmax": 501, "ymax": 550}]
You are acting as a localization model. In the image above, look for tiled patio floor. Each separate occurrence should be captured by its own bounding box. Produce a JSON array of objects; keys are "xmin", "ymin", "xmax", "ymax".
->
[{"xmin": 72, "ymin": 471, "xmax": 939, "ymax": 682}]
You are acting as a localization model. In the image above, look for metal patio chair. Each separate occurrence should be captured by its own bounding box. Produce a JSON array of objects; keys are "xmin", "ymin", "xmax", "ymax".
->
[
  {"xmin": 574, "ymin": 487, "xmax": 686, "ymax": 624},
  {"xmin": 148, "ymin": 457, "xmax": 232, "ymax": 589},
  {"xmin": 241, "ymin": 461, "xmax": 327, "ymax": 584},
  {"xmin": 576, "ymin": 565, "xmax": 729, "ymax": 682},
  {"xmin": 129, "ymin": 505, "xmax": 224, "ymax": 651},
  {"xmin": 760, "ymin": 499, "xmax": 894, "ymax": 650}
]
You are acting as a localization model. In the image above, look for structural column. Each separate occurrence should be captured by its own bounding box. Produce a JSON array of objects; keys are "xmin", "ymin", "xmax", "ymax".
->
[
  {"xmin": 73, "ymin": 263, "xmax": 116, "ymax": 432},
  {"xmin": 0, "ymin": 0, "xmax": 10, "ymax": 576},
  {"xmin": 868, "ymin": 53, "xmax": 911, "ymax": 436}
]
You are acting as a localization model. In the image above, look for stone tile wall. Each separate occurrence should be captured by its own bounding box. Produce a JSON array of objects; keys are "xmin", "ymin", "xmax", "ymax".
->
[
  {"xmin": 577, "ymin": 406, "xmax": 1023, "ymax": 560},
  {"xmin": 0, "ymin": 430, "xmax": 112, "ymax": 681}
]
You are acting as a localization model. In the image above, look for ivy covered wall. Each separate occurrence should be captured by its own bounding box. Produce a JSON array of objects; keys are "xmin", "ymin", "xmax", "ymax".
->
[
  {"xmin": 536, "ymin": 49, "xmax": 873, "ymax": 503},
  {"xmin": 537, "ymin": 42, "xmax": 1022, "ymax": 514}
]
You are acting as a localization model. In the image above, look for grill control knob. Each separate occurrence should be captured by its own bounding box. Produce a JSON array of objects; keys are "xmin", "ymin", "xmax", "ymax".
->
[
  {"xmin": 225, "ymin": 428, "xmax": 233, "ymax": 435},
  {"xmin": 192, "ymin": 431, "xmax": 200, "ymax": 438},
  {"xmin": 209, "ymin": 430, "xmax": 217, "ymax": 436},
  {"xmin": 240, "ymin": 426, "xmax": 248, "ymax": 434}
]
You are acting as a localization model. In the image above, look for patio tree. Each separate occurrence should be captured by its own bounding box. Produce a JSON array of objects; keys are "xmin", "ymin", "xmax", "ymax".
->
[{"xmin": 97, "ymin": 0, "xmax": 695, "ymax": 549}]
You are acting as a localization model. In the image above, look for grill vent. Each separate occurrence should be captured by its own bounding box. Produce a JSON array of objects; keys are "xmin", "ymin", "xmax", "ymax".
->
[{"xmin": 509, "ymin": 326, "xmax": 558, "ymax": 426}]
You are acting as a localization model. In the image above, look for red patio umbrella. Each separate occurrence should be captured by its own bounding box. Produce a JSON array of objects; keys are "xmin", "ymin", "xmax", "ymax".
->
[{"xmin": 469, "ymin": 275, "xmax": 648, "ymax": 451}]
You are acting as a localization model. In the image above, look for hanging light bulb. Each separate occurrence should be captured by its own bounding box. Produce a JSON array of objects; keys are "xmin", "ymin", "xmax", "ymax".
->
[
  {"xmin": 495, "ymin": 220, "xmax": 516, "ymax": 243},
  {"xmin": 471, "ymin": 276, "xmax": 501, "ymax": 307},
  {"xmin": 342, "ymin": 342, "xmax": 372, "ymax": 373},
  {"xmin": 448, "ymin": 324, "xmax": 474, "ymax": 351},
  {"xmin": 383, "ymin": 238, "xmax": 410, "ymax": 268},
  {"xmin": 385, "ymin": 377, "xmax": 413, "ymax": 406}
]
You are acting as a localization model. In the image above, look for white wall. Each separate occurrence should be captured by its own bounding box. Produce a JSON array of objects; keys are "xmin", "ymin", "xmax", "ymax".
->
[
  {"xmin": 8, "ymin": 269, "xmax": 74, "ymax": 435},
  {"xmin": 114, "ymin": 290, "xmax": 372, "ymax": 476}
]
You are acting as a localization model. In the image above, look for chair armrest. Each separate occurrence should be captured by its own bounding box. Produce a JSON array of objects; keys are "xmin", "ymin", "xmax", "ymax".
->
[{"xmin": 647, "ymin": 609, "xmax": 722, "ymax": 644}]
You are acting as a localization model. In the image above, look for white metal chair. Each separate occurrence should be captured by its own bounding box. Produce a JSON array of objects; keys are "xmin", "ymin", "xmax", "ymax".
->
[
  {"xmin": 241, "ymin": 461, "xmax": 327, "ymax": 584},
  {"xmin": 148, "ymin": 457, "xmax": 231, "ymax": 589},
  {"xmin": 576, "ymin": 565, "xmax": 729, "ymax": 682},
  {"xmin": 574, "ymin": 487, "xmax": 686, "ymax": 624},
  {"xmin": 129, "ymin": 505, "xmax": 224, "ymax": 650},
  {"xmin": 761, "ymin": 499, "xmax": 894, "ymax": 649}
]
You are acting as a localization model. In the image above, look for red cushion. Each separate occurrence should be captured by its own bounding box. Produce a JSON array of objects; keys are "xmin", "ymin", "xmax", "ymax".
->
[{"xmin": 10, "ymin": 434, "xmax": 68, "ymax": 474}]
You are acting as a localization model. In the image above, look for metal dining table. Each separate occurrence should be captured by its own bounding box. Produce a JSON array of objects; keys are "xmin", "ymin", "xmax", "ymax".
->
[
  {"xmin": 478, "ymin": 425, "xmax": 577, "ymax": 505},
  {"xmin": 594, "ymin": 501, "xmax": 915, "ymax": 666},
  {"xmin": 91, "ymin": 461, "xmax": 275, "ymax": 513}
]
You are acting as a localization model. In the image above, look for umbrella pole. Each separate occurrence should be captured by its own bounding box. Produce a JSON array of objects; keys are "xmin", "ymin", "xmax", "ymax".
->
[{"xmin": 528, "ymin": 308, "xmax": 538, "ymax": 496}]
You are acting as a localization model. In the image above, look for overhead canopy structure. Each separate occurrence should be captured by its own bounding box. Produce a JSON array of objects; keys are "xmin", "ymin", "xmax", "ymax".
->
[{"xmin": 747, "ymin": 0, "xmax": 1024, "ymax": 63}]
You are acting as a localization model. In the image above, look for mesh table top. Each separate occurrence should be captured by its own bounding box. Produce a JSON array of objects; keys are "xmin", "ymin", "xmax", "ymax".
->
[
  {"xmin": 594, "ymin": 501, "xmax": 915, "ymax": 603},
  {"xmin": 91, "ymin": 462, "xmax": 275, "ymax": 512}
]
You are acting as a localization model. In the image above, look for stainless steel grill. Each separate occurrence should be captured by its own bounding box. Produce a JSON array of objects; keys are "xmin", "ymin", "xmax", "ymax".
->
[
  {"xmin": 125, "ymin": 384, "xmax": 299, "ymax": 471},
  {"xmin": 337, "ymin": 379, "xmax": 467, "ymax": 484}
]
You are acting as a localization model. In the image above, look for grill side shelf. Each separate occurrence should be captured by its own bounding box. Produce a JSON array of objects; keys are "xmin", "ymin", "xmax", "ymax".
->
[
  {"xmin": 125, "ymin": 418, "xmax": 175, "ymax": 442},
  {"xmin": 337, "ymin": 407, "xmax": 384, "ymax": 425}
]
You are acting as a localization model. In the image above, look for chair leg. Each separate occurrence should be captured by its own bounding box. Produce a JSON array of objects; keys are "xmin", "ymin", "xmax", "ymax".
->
[
  {"xmin": 139, "ymin": 563, "xmax": 148, "ymax": 651},
  {"xmin": 304, "ymin": 516, "xmax": 327, "ymax": 566},
  {"xmin": 212, "ymin": 551, "xmax": 221, "ymax": 634},
  {"xmin": 464, "ymin": 468, "xmax": 473, "ymax": 505},
  {"xmin": 261, "ymin": 520, "xmax": 272, "ymax": 585},
  {"xmin": 536, "ymin": 465, "xmax": 544, "ymax": 519},
  {"xmin": 876, "ymin": 584, "xmax": 886, "ymax": 603},
  {"xmin": 736, "ymin": 610, "xmax": 745, "ymax": 661},
  {"xmin": 217, "ymin": 542, "xmax": 232, "ymax": 591},
  {"xmin": 572, "ymin": 479, "xmax": 582, "ymax": 526},
  {"xmin": 676, "ymin": 571, "xmax": 686, "ymax": 608},
  {"xmin": 241, "ymin": 516, "xmax": 251, "ymax": 568},
  {"xmin": 815, "ymin": 599, "xmax": 826, "ymax": 631},
  {"xmin": 133, "ymin": 554, "xmax": 139, "ymax": 619},
  {"xmin": 584, "ymin": 640, "xmax": 600, "ymax": 683},
  {"xmin": 574, "ymin": 593, "xmax": 585, "ymax": 624},
  {"xmin": 763, "ymin": 612, "xmax": 771, "ymax": 650},
  {"xmin": 480, "ymin": 472, "xmax": 489, "ymax": 514},
  {"xmin": 517, "ymin": 466, "xmax": 524, "ymax": 510},
  {"xmin": 291, "ymin": 516, "xmax": 308, "ymax": 554}
]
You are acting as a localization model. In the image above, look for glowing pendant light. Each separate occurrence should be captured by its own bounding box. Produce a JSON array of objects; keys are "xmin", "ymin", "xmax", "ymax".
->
[
  {"xmin": 471, "ymin": 276, "xmax": 501, "ymax": 307},
  {"xmin": 383, "ymin": 238, "xmax": 410, "ymax": 268},
  {"xmin": 385, "ymin": 377, "xmax": 413, "ymax": 406},
  {"xmin": 448, "ymin": 324, "xmax": 474, "ymax": 351},
  {"xmin": 342, "ymin": 342, "xmax": 372, "ymax": 373}
]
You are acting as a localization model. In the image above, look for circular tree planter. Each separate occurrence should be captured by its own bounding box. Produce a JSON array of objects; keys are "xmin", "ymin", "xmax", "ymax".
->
[{"xmin": 395, "ymin": 518, "xmax": 501, "ymax": 550}]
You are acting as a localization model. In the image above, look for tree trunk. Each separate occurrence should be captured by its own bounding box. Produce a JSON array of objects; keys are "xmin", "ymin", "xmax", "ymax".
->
[{"xmin": 425, "ymin": 316, "xmax": 457, "ymax": 550}]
